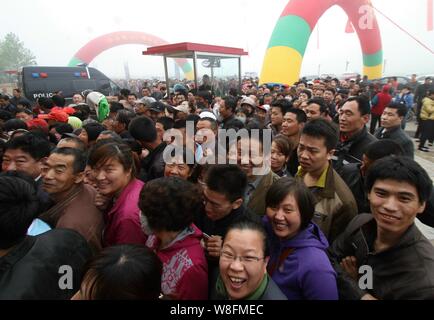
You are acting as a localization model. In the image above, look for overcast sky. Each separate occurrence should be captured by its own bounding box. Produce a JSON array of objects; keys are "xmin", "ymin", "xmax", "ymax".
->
[{"xmin": 2, "ymin": 0, "xmax": 433, "ymax": 79}]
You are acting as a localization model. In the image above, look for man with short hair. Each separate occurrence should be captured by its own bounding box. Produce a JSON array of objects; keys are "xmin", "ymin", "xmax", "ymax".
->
[
  {"xmin": 334, "ymin": 96, "xmax": 377, "ymax": 174},
  {"xmin": 339, "ymin": 139, "xmax": 404, "ymax": 215},
  {"xmin": 129, "ymin": 116, "xmax": 166, "ymax": 182},
  {"xmin": 72, "ymin": 93, "xmax": 84, "ymax": 105},
  {"xmin": 267, "ymin": 100, "xmax": 288, "ymax": 136},
  {"xmin": 0, "ymin": 94, "xmax": 18, "ymax": 114},
  {"xmin": 297, "ymin": 119, "xmax": 357, "ymax": 242},
  {"xmin": 280, "ymin": 108, "xmax": 307, "ymax": 176},
  {"xmin": 113, "ymin": 109, "xmax": 135, "ymax": 139},
  {"xmin": 230, "ymin": 131, "xmax": 279, "ymax": 216},
  {"xmin": 15, "ymin": 109, "xmax": 33, "ymax": 122},
  {"xmin": 39, "ymin": 148, "xmax": 104, "ymax": 252},
  {"xmin": 374, "ymin": 102, "xmax": 414, "ymax": 158},
  {"xmin": 194, "ymin": 165, "xmax": 257, "ymax": 296},
  {"xmin": 10, "ymin": 88, "xmax": 30, "ymax": 107},
  {"xmin": 324, "ymin": 88, "xmax": 337, "ymax": 117},
  {"xmin": 305, "ymin": 97, "xmax": 329, "ymax": 122},
  {"xmin": 328, "ymin": 156, "xmax": 434, "ymax": 300},
  {"xmin": 219, "ymin": 96, "xmax": 237, "ymax": 129}
]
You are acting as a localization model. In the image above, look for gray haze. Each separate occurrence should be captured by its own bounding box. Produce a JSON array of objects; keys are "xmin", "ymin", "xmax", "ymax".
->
[{"xmin": 2, "ymin": 0, "xmax": 433, "ymax": 79}]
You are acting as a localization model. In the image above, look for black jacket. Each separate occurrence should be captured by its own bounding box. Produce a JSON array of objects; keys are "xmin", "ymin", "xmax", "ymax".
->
[
  {"xmin": 328, "ymin": 214, "xmax": 434, "ymax": 300},
  {"xmin": 0, "ymin": 229, "xmax": 91, "ymax": 299},
  {"xmin": 139, "ymin": 142, "xmax": 167, "ymax": 182},
  {"xmin": 333, "ymin": 126, "xmax": 377, "ymax": 174},
  {"xmin": 337, "ymin": 163, "xmax": 369, "ymax": 215},
  {"xmin": 374, "ymin": 126, "xmax": 414, "ymax": 158}
]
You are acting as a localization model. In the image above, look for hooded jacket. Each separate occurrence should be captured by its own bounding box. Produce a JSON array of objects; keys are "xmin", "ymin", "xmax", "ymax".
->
[
  {"xmin": 146, "ymin": 224, "xmax": 208, "ymax": 300},
  {"xmin": 263, "ymin": 218, "xmax": 338, "ymax": 300},
  {"xmin": 371, "ymin": 85, "xmax": 392, "ymax": 116}
]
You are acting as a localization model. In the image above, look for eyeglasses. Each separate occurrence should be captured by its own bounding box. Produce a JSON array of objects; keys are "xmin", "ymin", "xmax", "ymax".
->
[{"xmin": 220, "ymin": 250, "xmax": 265, "ymax": 264}]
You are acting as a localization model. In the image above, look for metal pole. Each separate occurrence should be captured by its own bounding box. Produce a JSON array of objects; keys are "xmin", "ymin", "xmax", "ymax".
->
[
  {"xmin": 193, "ymin": 52, "xmax": 198, "ymax": 93},
  {"xmin": 238, "ymin": 57, "xmax": 242, "ymax": 94},
  {"xmin": 163, "ymin": 56, "xmax": 169, "ymax": 91}
]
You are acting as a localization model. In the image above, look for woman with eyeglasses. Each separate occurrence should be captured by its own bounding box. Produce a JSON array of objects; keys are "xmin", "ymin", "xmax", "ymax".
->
[
  {"xmin": 264, "ymin": 177, "xmax": 338, "ymax": 300},
  {"xmin": 215, "ymin": 220, "xmax": 287, "ymax": 300}
]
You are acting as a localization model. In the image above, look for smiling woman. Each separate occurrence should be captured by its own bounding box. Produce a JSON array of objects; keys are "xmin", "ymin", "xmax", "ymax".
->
[
  {"xmin": 263, "ymin": 177, "xmax": 338, "ymax": 300},
  {"xmin": 88, "ymin": 140, "xmax": 147, "ymax": 247}
]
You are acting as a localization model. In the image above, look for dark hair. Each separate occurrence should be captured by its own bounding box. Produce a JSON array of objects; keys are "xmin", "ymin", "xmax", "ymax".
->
[
  {"xmin": 223, "ymin": 96, "xmax": 237, "ymax": 113},
  {"xmin": 324, "ymin": 88, "xmax": 336, "ymax": 95},
  {"xmin": 37, "ymin": 97, "xmax": 54, "ymax": 110},
  {"xmin": 0, "ymin": 175, "xmax": 39, "ymax": 249},
  {"xmin": 88, "ymin": 142, "xmax": 136, "ymax": 177},
  {"xmin": 16, "ymin": 108, "xmax": 33, "ymax": 116},
  {"xmin": 272, "ymin": 135, "xmax": 292, "ymax": 157},
  {"xmin": 98, "ymin": 131, "xmax": 123, "ymax": 143},
  {"xmin": 120, "ymin": 89, "xmax": 131, "ymax": 98},
  {"xmin": 115, "ymin": 109, "xmax": 135, "ymax": 128},
  {"xmin": 52, "ymin": 95, "xmax": 66, "ymax": 107},
  {"xmin": 196, "ymin": 91, "xmax": 212, "ymax": 104},
  {"xmin": 139, "ymin": 177, "xmax": 203, "ymax": 232},
  {"xmin": 156, "ymin": 116, "xmax": 174, "ymax": 130},
  {"xmin": 198, "ymin": 117, "xmax": 218, "ymax": 131},
  {"xmin": 53, "ymin": 123, "xmax": 73, "ymax": 136},
  {"xmin": 271, "ymin": 99, "xmax": 291, "ymax": 115},
  {"xmin": 127, "ymin": 93, "xmax": 137, "ymax": 99},
  {"xmin": 206, "ymin": 165, "xmax": 247, "ymax": 202},
  {"xmin": 129, "ymin": 116, "xmax": 157, "ymax": 143},
  {"xmin": 4, "ymin": 119, "xmax": 27, "ymax": 132},
  {"xmin": 365, "ymin": 156, "xmax": 432, "ymax": 204},
  {"xmin": 307, "ymin": 97, "xmax": 327, "ymax": 114},
  {"xmin": 51, "ymin": 147, "xmax": 87, "ymax": 173},
  {"xmin": 5, "ymin": 132, "xmax": 51, "ymax": 160},
  {"xmin": 173, "ymin": 119, "xmax": 186, "ymax": 129},
  {"xmin": 302, "ymin": 118, "xmax": 339, "ymax": 151},
  {"xmin": 109, "ymin": 102, "xmax": 125, "ymax": 114},
  {"xmin": 300, "ymin": 89, "xmax": 312, "ymax": 99},
  {"xmin": 344, "ymin": 96, "xmax": 371, "ymax": 116},
  {"xmin": 365, "ymin": 139, "xmax": 404, "ymax": 161},
  {"xmin": 82, "ymin": 122, "xmax": 105, "ymax": 143},
  {"xmin": 285, "ymin": 108, "xmax": 307, "ymax": 123},
  {"xmin": 73, "ymin": 104, "xmax": 91, "ymax": 121},
  {"xmin": 387, "ymin": 102, "xmax": 407, "ymax": 118},
  {"xmin": 0, "ymin": 110, "xmax": 13, "ymax": 122},
  {"xmin": 80, "ymin": 244, "xmax": 162, "ymax": 300},
  {"xmin": 265, "ymin": 177, "xmax": 315, "ymax": 231},
  {"xmin": 58, "ymin": 136, "xmax": 86, "ymax": 152},
  {"xmin": 225, "ymin": 220, "xmax": 269, "ymax": 257}
]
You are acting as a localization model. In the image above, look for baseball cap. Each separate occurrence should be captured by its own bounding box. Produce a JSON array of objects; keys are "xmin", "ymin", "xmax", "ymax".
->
[
  {"xmin": 240, "ymin": 97, "xmax": 256, "ymax": 108},
  {"xmin": 173, "ymin": 101, "xmax": 189, "ymax": 114},
  {"xmin": 149, "ymin": 101, "xmax": 166, "ymax": 113}
]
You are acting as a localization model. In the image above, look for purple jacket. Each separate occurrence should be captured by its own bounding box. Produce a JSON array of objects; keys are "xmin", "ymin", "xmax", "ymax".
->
[{"xmin": 263, "ymin": 217, "xmax": 338, "ymax": 300}]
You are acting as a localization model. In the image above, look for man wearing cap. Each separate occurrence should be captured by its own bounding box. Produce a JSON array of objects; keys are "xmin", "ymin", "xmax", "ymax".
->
[
  {"xmin": 134, "ymin": 97, "xmax": 156, "ymax": 117},
  {"xmin": 148, "ymin": 101, "xmax": 166, "ymax": 122}
]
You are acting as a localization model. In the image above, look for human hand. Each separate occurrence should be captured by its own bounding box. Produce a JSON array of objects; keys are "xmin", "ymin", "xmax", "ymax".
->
[
  {"xmin": 95, "ymin": 192, "xmax": 111, "ymax": 211},
  {"xmin": 340, "ymin": 256, "xmax": 358, "ymax": 281},
  {"xmin": 206, "ymin": 235, "xmax": 223, "ymax": 258}
]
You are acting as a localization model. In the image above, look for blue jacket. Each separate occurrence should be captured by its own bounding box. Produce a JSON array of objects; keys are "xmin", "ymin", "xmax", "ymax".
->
[{"xmin": 263, "ymin": 218, "xmax": 338, "ymax": 300}]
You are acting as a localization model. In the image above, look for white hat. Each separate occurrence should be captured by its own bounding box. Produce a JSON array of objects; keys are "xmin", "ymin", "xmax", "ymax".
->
[
  {"xmin": 173, "ymin": 101, "xmax": 189, "ymax": 114},
  {"xmin": 199, "ymin": 111, "xmax": 217, "ymax": 120}
]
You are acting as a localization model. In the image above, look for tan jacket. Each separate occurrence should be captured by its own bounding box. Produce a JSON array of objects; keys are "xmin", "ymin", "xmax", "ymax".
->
[
  {"xmin": 420, "ymin": 97, "xmax": 434, "ymax": 121},
  {"xmin": 298, "ymin": 164, "xmax": 358, "ymax": 243},
  {"xmin": 247, "ymin": 171, "xmax": 280, "ymax": 216}
]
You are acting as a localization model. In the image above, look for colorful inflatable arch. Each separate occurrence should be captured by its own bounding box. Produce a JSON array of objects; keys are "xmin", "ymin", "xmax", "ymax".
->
[
  {"xmin": 260, "ymin": 0, "xmax": 383, "ymax": 85},
  {"xmin": 68, "ymin": 31, "xmax": 194, "ymax": 80}
]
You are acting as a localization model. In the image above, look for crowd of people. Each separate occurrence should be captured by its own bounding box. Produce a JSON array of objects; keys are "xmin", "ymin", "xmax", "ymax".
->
[{"xmin": 0, "ymin": 73, "xmax": 434, "ymax": 300}]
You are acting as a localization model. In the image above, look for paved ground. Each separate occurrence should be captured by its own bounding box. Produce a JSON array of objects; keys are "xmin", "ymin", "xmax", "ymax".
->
[{"xmin": 402, "ymin": 121, "xmax": 434, "ymax": 244}]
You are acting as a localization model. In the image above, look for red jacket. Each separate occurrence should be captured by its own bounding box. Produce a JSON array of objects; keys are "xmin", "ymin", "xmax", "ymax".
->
[
  {"xmin": 371, "ymin": 85, "xmax": 392, "ymax": 116},
  {"xmin": 146, "ymin": 224, "xmax": 208, "ymax": 300}
]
